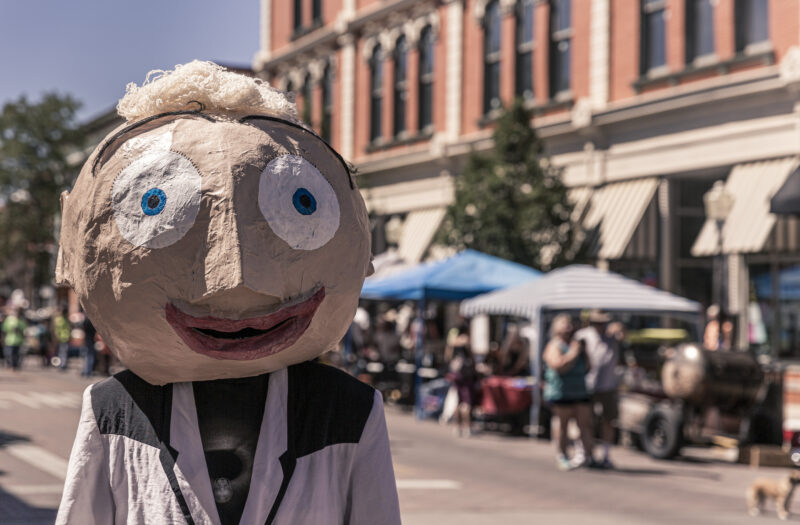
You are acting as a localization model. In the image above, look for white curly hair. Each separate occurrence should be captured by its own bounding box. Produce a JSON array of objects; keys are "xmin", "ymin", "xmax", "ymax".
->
[{"xmin": 116, "ymin": 60, "xmax": 300, "ymax": 123}]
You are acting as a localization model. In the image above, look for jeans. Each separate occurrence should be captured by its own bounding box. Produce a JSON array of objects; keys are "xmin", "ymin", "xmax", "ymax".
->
[
  {"xmin": 58, "ymin": 342, "xmax": 70, "ymax": 370},
  {"xmin": 4, "ymin": 345, "xmax": 21, "ymax": 370},
  {"xmin": 83, "ymin": 343, "xmax": 96, "ymax": 376}
]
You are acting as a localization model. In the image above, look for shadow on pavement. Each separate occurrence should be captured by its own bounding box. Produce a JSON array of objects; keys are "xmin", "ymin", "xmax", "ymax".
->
[
  {"xmin": 605, "ymin": 467, "xmax": 668, "ymax": 476},
  {"xmin": 0, "ymin": 430, "xmax": 30, "ymax": 448},
  {"xmin": 604, "ymin": 463, "xmax": 721, "ymax": 481},
  {"xmin": 0, "ymin": 486, "xmax": 57, "ymax": 525}
]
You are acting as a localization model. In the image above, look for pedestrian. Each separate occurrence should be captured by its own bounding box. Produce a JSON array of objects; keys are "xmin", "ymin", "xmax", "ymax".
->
[
  {"xmin": 575, "ymin": 310, "xmax": 620, "ymax": 469},
  {"xmin": 543, "ymin": 313, "xmax": 595, "ymax": 470},
  {"xmin": 703, "ymin": 304, "xmax": 733, "ymax": 351},
  {"xmin": 374, "ymin": 317, "xmax": 401, "ymax": 365},
  {"xmin": 37, "ymin": 317, "xmax": 53, "ymax": 368},
  {"xmin": 53, "ymin": 306, "xmax": 71, "ymax": 371},
  {"xmin": 497, "ymin": 324, "xmax": 529, "ymax": 377},
  {"xmin": 82, "ymin": 314, "xmax": 97, "ymax": 377},
  {"xmin": 55, "ymin": 62, "xmax": 400, "ymax": 524},
  {"xmin": 445, "ymin": 321, "xmax": 477, "ymax": 437},
  {"xmin": 2, "ymin": 306, "xmax": 27, "ymax": 371},
  {"xmin": 95, "ymin": 334, "xmax": 112, "ymax": 377}
]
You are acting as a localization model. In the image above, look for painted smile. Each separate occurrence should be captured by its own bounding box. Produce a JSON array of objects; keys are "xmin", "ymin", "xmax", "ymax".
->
[{"xmin": 165, "ymin": 288, "xmax": 325, "ymax": 360}]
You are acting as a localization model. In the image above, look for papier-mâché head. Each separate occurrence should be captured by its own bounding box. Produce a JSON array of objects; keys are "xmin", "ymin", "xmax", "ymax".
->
[{"xmin": 56, "ymin": 61, "xmax": 372, "ymax": 385}]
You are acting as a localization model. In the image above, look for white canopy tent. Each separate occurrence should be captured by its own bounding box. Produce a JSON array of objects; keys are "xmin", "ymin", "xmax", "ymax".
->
[
  {"xmin": 461, "ymin": 264, "xmax": 700, "ymax": 322},
  {"xmin": 460, "ymin": 264, "xmax": 702, "ymax": 435}
]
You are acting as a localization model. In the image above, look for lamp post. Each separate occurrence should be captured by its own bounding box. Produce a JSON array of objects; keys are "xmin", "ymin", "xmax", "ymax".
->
[{"xmin": 703, "ymin": 180, "xmax": 734, "ymax": 349}]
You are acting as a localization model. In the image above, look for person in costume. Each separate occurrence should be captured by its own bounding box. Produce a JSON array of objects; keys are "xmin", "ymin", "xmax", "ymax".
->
[{"xmin": 55, "ymin": 61, "xmax": 400, "ymax": 525}]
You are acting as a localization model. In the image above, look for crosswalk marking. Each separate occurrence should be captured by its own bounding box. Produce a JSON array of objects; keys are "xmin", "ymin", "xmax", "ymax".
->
[
  {"xmin": 5, "ymin": 444, "xmax": 69, "ymax": 480},
  {"xmin": 0, "ymin": 391, "xmax": 81, "ymax": 409},
  {"xmin": 396, "ymin": 479, "xmax": 462, "ymax": 490}
]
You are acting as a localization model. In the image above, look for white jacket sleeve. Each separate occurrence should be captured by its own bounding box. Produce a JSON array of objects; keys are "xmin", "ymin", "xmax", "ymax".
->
[
  {"xmin": 347, "ymin": 390, "xmax": 401, "ymax": 525},
  {"xmin": 56, "ymin": 384, "xmax": 114, "ymax": 525}
]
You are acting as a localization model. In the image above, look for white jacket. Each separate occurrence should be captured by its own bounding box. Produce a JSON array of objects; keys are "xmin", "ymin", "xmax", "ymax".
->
[{"xmin": 56, "ymin": 362, "xmax": 401, "ymax": 525}]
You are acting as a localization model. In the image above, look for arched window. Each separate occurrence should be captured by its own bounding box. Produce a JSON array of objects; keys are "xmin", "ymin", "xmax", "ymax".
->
[
  {"xmin": 641, "ymin": 0, "xmax": 665, "ymax": 73},
  {"xmin": 735, "ymin": 0, "xmax": 768, "ymax": 51},
  {"xmin": 686, "ymin": 0, "xmax": 714, "ymax": 62},
  {"xmin": 418, "ymin": 25, "xmax": 435, "ymax": 131},
  {"xmin": 321, "ymin": 62, "xmax": 333, "ymax": 142},
  {"xmin": 483, "ymin": 0, "xmax": 502, "ymax": 114},
  {"xmin": 312, "ymin": 0, "xmax": 322, "ymax": 25},
  {"xmin": 549, "ymin": 0, "xmax": 572, "ymax": 96},
  {"xmin": 301, "ymin": 73, "xmax": 313, "ymax": 125},
  {"xmin": 515, "ymin": 0, "xmax": 534, "ymax": 99},
  {"xmin": 293, "ymin": 0, "xmax": 302, "ymax": 33},
  {"xmin": 393, "ymin": 36, "xmax": 408, "ymax": 137},
  {"xmin": 369, "ymin": 45, "xmax": 384, "ymax": 143}
]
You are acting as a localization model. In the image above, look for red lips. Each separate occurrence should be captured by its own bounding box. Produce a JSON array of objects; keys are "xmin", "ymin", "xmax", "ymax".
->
[{"xmin": 165, "ymin": 288, "xmax": 325, "ymax": 361}]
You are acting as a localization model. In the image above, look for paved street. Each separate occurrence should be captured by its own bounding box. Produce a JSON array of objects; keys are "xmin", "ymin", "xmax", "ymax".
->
[{"xmin": 0, "ymin": 360, "xmax": 796, "ymax": 524}]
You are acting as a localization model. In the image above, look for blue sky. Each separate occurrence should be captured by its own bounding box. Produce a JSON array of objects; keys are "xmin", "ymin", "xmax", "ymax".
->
[{"xmin": 0, "ymin": 0, "xmax": 259, "ymax": 122}]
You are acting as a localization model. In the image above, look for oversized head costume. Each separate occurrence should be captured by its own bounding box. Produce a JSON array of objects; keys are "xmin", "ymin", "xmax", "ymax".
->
[{"xmin": 56, "ymin": 62, "xmax": 400, "ymax": 525}]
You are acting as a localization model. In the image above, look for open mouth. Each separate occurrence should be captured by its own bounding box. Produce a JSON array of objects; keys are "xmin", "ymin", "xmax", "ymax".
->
[{"xmin": 165, "ymin": 288, "xmax": 325, "ymax": 361}]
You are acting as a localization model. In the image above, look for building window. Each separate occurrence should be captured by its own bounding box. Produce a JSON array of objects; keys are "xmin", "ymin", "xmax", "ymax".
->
[
  {"xmin": 418, "ymin": 26, "xmax": 435, "ymax": 131},
  {"xmin": 293, "ymin": 0, "xmax": 302, "ymax": 32},
  {"xmin": 312, "ymin": 0, "xmax": 322, "ymax": 25},
  {"xmin": 393, "ymin": 36, "xmax": 408, "ymax": 137},
  {"xmin": 483, "ymin": 0, "xmax": 502, "ymax": 114},
  {"xmin": 321, "ymin": 62, "xmax": 333, "ymax": 143},
  {"xmin": 370, "ymin": 45, "xmax": 384, "ymax": 143},
  {"xmin": 686, "ymin": 0, "xmax": 715, "ymax": 62},
  {"xmin": 735, "ymin": 0, "xmax": 768, "ymax": 52},
  {"xmin": 301, "ymin": 74, "xmax": 313, "ymax": 126},
  {"xmin": 515, "ymin": 0, "xmax": 535, "ymax": 99},
  {"xmin": 641, "ymin": 0, "xmax": 667, "ymax": 74},
  {"xmin": 549, "ymin": 0, "xmax": 572, "ymax": 97}
]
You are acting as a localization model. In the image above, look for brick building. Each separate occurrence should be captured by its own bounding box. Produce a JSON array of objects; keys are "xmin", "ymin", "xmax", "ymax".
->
[{"xmin": 254, "ymin": 0, "xmax": 800, "ymax": 358}]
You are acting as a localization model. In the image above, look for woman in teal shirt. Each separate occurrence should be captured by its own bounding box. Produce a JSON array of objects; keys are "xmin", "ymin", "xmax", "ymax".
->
[{"xmin": 543, "ymin": 313, "xmax": 594, "ymax": 470}]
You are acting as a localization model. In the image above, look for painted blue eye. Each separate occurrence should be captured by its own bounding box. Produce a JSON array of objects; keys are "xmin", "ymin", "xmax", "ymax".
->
[
  {"xmin": 141, "ymin": 188, "xmax": 167, "ymax": 216},
  {"xmin": 292, "ymin": 187, "xmax": 317, "ymax": 215}
]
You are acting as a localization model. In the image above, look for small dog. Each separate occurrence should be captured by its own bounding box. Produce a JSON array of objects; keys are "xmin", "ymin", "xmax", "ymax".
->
[{"xmin": 747, "ymin": 470, "xmax": 800, "ymax": 520}]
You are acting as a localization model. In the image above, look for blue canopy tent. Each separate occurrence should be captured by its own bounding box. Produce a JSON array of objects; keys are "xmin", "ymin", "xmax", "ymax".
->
[
  {"xmin": 754, "ymin": 265, "xmax": 800, "ymax": 301},
  {"xmin": 361, "ymin": 249, "xmax": 541, "ymax": 301},
  {"xmin": 360, "ymin": 249, "xmax": 541, "ymax": 415}
]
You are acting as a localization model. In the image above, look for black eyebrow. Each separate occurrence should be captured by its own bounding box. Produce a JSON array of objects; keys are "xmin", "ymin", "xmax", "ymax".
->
[
  {"xmin": 91, "ymin": 106, "xmax": 214, "ymax": 176},
  {"xmin": 239, "ymin": 114, "xmax": 355, "ymax": 189}
]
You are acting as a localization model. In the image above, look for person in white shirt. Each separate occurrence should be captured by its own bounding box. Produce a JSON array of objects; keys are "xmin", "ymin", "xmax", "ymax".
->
[
  {"xmin": 54, "ymin": 61, "xmax": 400, "ymax": 525},
  {"xmin": 574, "ymin": 310, "xmax": 620, "ymax": 469}
]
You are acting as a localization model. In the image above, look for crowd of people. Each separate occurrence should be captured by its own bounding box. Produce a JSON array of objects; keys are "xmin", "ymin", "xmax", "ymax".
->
[
  {"xmin": 543, "ymin": 310, "xmax": 623, "ymax": 471},
  {"xmin": 0, "ymin": 302, "xmax": 113, "ymax": 377},
  {"xmin": 4, "ymin": 294, "xmax": 625, "ymax": 470},
  {"xmin": 336, "ymin": 305, "xmax": 535, "ymax": 439}
]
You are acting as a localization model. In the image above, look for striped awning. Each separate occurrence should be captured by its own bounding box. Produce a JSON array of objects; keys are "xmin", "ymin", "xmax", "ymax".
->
[
  {"xmin": 460, "ymin": 264, "xmax": 700, "ymax": 321},
  {"xmin": 397, "ymin": 207, "xmax": 447, "ymax": 263},
  {"xmin": 581, "ymin": 178, "xmax": 659, "ymax": 260},
  {"xmin": 567, "ymin": 186, "xmax": 592, "ymax": 223},
  {"xmin": 692, "ymin": 157, "xmax": 798, "ymax": 256}
]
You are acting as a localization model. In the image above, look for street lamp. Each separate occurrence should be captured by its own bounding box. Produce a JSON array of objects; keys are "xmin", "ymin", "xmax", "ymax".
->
[{"xmin": 703, "ymin": 180, "xmax": 734, "ymax": 349}]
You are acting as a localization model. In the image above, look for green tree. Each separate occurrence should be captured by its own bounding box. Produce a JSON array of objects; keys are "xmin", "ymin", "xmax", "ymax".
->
[
  {"xmin": 0, "ymin": 93, "xmax": 85, "ymax": 294},
  {"xmin": 437, "ymin": 99, "xmax": 577, "ymax": 270}
]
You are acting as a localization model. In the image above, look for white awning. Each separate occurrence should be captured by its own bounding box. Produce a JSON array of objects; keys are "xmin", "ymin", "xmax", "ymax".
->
[
  {"xmin": 567, "ymin": 186, "xmax": 592, "ymax": 223},
  {"xmin": 692, "ymin": 157, "xmax": 798, "ymax": 256},
  {"xmin": 398, "ymin": 207, "xmax": 447, "ymax": 263},
  {"xmin": 461, "ymin": 264, "xmax": 700, "ymax": 321},
  {"xmin": 582, "ymin": 177, "xmax": 659, "ymax": 260}
]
